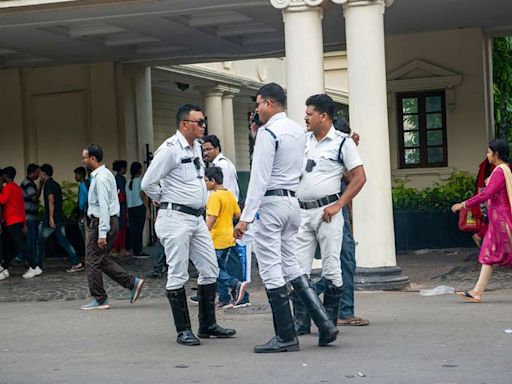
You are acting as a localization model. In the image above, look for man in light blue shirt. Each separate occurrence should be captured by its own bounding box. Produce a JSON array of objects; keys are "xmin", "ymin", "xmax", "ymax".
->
[{"xmin": 80, "ymin": 144, "xmax": 144, "ymax": 311}]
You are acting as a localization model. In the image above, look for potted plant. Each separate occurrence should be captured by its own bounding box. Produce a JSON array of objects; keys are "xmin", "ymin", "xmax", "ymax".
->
[{"xmin": 392, "ymin": 171, "xmax": 476, "ymax": 250}]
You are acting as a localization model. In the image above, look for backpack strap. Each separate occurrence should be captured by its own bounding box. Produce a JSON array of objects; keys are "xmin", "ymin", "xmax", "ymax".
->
[
  {"xmin": 337, "ymin": 137, "xmax": 347, "ymax": 165},
  {"xmin": 264, "ymin": 127, "xmax": 279, "ymax": 151}
]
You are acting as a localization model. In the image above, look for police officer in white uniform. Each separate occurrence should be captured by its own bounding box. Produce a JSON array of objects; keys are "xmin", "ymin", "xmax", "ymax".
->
[
  {"xmin": 292, "ymin": 94, "xmax": 366, "ymax": 336},
  {"xmin": 234, "ymin": 83, "xmax": 338, "ymax": 353},
  {"xmin": 142, "ymin": 104, "xmax": 236, "ymax": 346}
]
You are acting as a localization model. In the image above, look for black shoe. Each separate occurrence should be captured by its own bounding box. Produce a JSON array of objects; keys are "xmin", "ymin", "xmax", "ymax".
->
[
  {"xmin": 177, "ymin": 329, "xmax": 200, "ymax": 346},
  {"xmin": 291, "ymin": 275, "xmax": 339, "ymax": 347},
  {"xmin": 254, "ymin": 336, "xmax": 300, "ymax": 353},
  {"xmin": 254, "ymin": 285, "xmax": 299, "ymax": 353},
  {"xmin": 166, "ymin": 287, "xmax": 201, "ymax": 346},
  {"xmin": 197, "ymin": 283, "xmax": 236, "ymax": 338},
  {"xmin": 198, "ymin": 324, "xmax": 236, "ymax": 338},
  {"xmin": 290, "ymin": 290, "xmax": 311, "ymax": 336},
  {"xmin": 148, "ymin": 271, "xmax": 163, "ymax": 279}
]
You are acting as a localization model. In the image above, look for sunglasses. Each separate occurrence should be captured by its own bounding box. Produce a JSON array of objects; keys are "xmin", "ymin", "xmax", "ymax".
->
[{"xmin": 183, "ymin": 119, "xmax": 207, "ymax": 127}]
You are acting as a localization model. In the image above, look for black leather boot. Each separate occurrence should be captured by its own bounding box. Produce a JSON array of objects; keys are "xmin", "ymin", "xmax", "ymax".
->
[
  {"xmin": 254, "ymin": 285, "xmax": 300, "ymax": 353},
  {"xmin": 324, "ymin": 279, "xmax": 343, "ymax": 325},
  {"xmin": 291, "ymin": 275, "xmax": 339, "ymax": 346},
  {"xmin": 290, "ymin": 290, "xmax": 311, "ymax": 335},
  {"xmin": 197, "ymin": 283, "xmax": 236, "ymax": 338},
  {"xmin": 166, "ymin": 288, "xmax": 200, "ymax": 346}
]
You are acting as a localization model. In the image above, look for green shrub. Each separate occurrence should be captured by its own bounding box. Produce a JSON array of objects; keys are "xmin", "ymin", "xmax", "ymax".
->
[
  {"xmin": 392, "ymin": 171, "xmax": 475, "ymax": 211},
  {"xmin": 61, "ymin": 180, "xmax": 79, "ymax": 219}
]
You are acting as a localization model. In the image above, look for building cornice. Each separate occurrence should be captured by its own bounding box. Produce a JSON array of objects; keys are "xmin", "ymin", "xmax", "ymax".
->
[{"xmin": 154, "ymin": 65, "xmax": 264, "ymax": 91}]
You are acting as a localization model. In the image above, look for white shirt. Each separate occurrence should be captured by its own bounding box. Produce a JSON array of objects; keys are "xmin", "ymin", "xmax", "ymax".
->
[
  {"xmin": 212, "ymin": 153, "xmax": 239, "ymax": 202},
  {"xmin": 87, "ymin": 164, "xmax": 120, "ymax": 238},
  {"xmin": 241, "ymin": 112, "xmax": 306, "ymax": 222},
  {"xmin": 126, "ymin": 177, "xmax": 144, "ymax": 208},
  {"xmin": 141, "ymin": 130, "xmax": 207, "ymax": 209},
  {"xmin": 296, "ymin": 126, "xmax": 363, "ymax": 202}
]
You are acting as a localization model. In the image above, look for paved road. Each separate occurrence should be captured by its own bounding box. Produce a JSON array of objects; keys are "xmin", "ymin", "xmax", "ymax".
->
[{"xmin": 1, "ymin": 290, "xmax": 511, "ymax": 384}]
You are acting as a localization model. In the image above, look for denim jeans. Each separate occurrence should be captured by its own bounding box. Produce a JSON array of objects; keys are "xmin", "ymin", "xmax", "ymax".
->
[
  {"xmin": 38, "ymin": 223, "xmax": 80, "ymax": 267},
  {"xmin": 19, "ymin": 219, "xmax": 39, "ymax": 263},
  {"xmin": 153, "ymin": 242, "xmax": 167, "ymax": 274},
  {"xmin": 227, "ymin": 244, "xmax": 250, "ymax": 303},
  {"xmin": 314, "ymin": 204, "xmax": 355, "ymax": 319},
  {"xmin": 216, "ymin": 247, "xmax": 239, "ymax": 304}
]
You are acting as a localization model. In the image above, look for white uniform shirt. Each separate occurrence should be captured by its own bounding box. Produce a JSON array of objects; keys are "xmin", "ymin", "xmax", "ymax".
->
[
  {"xmin": 241, "ymin": 112, "xmax": 306, "ymax": 223},
  {"xmin": 212, "ymin": 153, "xmax": 239, "ymax": 202},
  {"xmin": 141, "ymin": 130, "xmax": 207, "ymax": 209},
  {"xmin": 296, "ymin": 126, "xmax": 363, "ymax": 202},
  {"xmin": 87, "ymin": 164, "xmax": 120, "ymax": 238}
]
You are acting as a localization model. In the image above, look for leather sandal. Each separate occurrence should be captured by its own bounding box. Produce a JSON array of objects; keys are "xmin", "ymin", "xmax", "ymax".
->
[
  {"xmin": 337, "ymin": 317, "xmax": 370, "ymax": 326},
  {"xmin": 456, "ymin": 290, "xmax": 481, "ymax": 303}
]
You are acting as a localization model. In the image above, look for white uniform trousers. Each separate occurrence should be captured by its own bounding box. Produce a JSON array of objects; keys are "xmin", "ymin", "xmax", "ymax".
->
[
  {"xmin": 155, "ymin": 208, "xmax": 219, "ymax": 290},
  {"xmin": 295, "ymin": 204, "xmax": 344, "ymax": 287},
  {"xmin": 252, "ymin": 196, "xmax": 304, "ymax": 289}
]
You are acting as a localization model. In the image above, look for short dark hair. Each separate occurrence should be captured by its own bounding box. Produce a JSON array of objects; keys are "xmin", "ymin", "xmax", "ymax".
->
[
  {"xmin": 256, "ymin": 83, "xmax": 286, "ymax": 107},
  {"xmin": 203, "ymin": 135, "xmax": 221, "ymax": 151},
  {"xmin": 40, "ymin": 164, "xmax": 53, "ymax": 177},
  {"xmin": 489, "ymin": 138, "xmax": 510, "ymax": 163},
  {"xmin": 86, "ymin": 144, "xmax": 103, "ymax": 162},
  {"xmin": 74, "ymin": 166, "xmax": 87, "ymax": 178},
  {"xmin": 334, "ymin": 118, "xmax": 350, "ymax": 134},
  {"xmin": 176, "ymin": 104, "xmax": 203, "ymax": 126},
  {"xmin": 2, "ymin": 166, "xmax": 16, "ymax": 181},
  {"xmin": 205, "ymin": 166, "xmax": 224, "ymax": 185},
  {"xmin": 113, "ymin": 160, "xmax": 127, "ymax": 172},
  {"xmin": 306, "ymin": 94, "xmax": 335, "ymax": 120},
  {"xmin": 26, "ymin": 163, "xmax": 39, "ymax": 175}
]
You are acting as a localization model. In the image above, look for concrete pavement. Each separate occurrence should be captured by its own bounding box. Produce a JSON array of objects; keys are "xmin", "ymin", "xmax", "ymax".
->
[{"xmin": 1, "ymin": 289, "xmax": 511, "ymax": 384}]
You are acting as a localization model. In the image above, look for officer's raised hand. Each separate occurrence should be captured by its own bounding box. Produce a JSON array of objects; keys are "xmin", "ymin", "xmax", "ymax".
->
[
  {"xmin": 322, "ymin": 202, "xmax": 342, "ymax": 223},
  {"xmin": 234, "ymin": 220, "xmax": 249, "ymax": 239}
]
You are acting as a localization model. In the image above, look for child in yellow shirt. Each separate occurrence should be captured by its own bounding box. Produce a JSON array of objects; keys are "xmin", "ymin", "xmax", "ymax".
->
[{"xmin": 205, "ymin": 167, "xmax": 248, "ymax": 308}]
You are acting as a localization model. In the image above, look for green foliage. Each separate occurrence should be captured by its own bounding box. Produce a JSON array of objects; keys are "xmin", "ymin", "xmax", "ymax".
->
[
  {"xmin": 61, "ymin": 181, "xmax": 78, "ymax": 219},
  {"xmin": 493, "ymin": 37, "xmax": 512, "ymax": 139},
  {"xmin": 392, "ymin": 171, "xmax": 475, "ymax": 211}
]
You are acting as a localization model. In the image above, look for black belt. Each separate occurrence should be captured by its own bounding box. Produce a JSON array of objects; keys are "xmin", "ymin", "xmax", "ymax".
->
[
  {"xmin": 265, "ymin": 189, "xmax": 296, "ymax": 198},
  {"xmin": 160, "ymin": 202, "xmax": 204, "ymax": 217},
  {"xmin": 299, "ymin": 193, "xmax": 341, "ymax": 210},
  {"xmin": 89, "ymin": 215, "xmax": 117, "ymax": 220}
]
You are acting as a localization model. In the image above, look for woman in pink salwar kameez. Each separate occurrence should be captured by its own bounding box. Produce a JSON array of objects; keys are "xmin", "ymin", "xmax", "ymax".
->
[{"xmin": 452, "ymin": 139, "xmax": 512, "ymax": 303}]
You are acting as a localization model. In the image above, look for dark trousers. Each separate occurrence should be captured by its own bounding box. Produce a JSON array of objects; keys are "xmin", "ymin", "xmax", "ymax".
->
[
  {"xmin": 86, "ymin": 216, "xmax": 134, "ymax": 302},
  {"xmin": 128, "ymin": 205, "xmax": 146, "ymax": 255},
  {"xmin": 22, "ymin": 219, "xmax": 39, "ymax": 264},
  {"xmin": 2, "ymin": 223, "xmax": 35, "ymax": 269}
]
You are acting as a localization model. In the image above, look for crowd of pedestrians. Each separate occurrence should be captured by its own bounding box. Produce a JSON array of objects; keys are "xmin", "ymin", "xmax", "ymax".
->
[
  {"xmin": 1, "ymin": 81, "xmax": 373, "ymax": 354},
  {"xmin": 0, "ymin": 157, "xmax": 153, "ymax": 281}
]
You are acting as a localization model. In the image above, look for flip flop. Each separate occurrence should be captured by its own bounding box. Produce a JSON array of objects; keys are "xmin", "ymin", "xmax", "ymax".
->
[
  {"xmin": 456, "ymin": 290, "xmax": 481, "ymax": 303},
  {"xmin": 337, "ymin": 317, "xmax": 370, "ymax": 326}
]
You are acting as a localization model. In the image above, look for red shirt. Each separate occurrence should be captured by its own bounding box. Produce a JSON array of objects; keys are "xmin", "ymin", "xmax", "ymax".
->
[{"xmin": 0, "ymin": 181, "xmax": 26, "ymax": 226}]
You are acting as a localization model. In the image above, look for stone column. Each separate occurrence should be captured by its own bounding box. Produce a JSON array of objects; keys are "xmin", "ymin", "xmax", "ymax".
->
[
  {"xmin": 133, "ymin": 66, "xmax": 154, "ymax": 165},
  {"xmin": 271, "ymin": 0, "xmax": 325, "ymax": 125},
  {"xmin": 221, "ymin": 87, "xmax": 240, "ymax": 165},
  {"xmin": 199, "ymin": 86, "xmax": 225, "ymax": 145},
  {"xmin": 121, "ymin": 65, "xmax": 138, "ymax": 166},
  {"xmin": 334, "ymin": 0, "xmax": 408, "ymax": 289}
]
